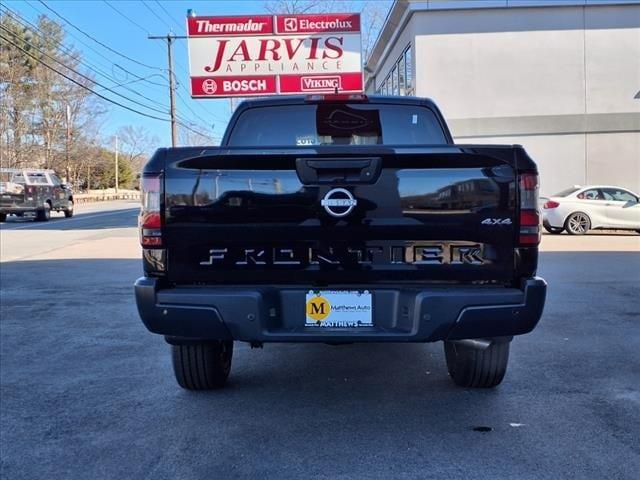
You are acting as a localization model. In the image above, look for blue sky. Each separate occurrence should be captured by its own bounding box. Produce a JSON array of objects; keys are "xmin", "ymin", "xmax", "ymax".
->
[{"xmin": 4, "ymin": 0, "xmax": 380, "ymax": 147}]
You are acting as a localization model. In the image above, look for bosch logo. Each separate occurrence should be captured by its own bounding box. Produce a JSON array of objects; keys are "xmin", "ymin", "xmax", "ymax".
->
[
  {"xmin": 321, "ymin": 188, "xmax": 357, "ymax": 218},
  {"xmin": 283, "ymin": 18, "xmax": 298, "ymax": 32},
  {"xmin": 202, "ymin": 79, "xmax": 218, "ymax": 95}
]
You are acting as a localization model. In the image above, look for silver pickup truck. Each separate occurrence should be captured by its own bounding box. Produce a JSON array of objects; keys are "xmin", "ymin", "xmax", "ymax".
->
[{"xmin": 0, "ymin": 169, "xmax": 74, "ymax": 222}]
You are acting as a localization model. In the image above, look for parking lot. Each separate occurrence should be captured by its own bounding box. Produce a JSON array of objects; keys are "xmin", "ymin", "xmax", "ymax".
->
[{"xmin": 1, "ymin": 202, "xmax": 639, "ymax": 479}]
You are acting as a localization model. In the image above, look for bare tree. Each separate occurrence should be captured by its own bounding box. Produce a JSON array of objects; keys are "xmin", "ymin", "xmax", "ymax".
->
[
  {"xmin": 0, "ymin": 12, "xmax": 106, "ymax": 179},
  {"xmin": 264, "ymin": 0, "xmax": 331, "ymax": 14},
  {"xmin": 179, "ymin": 126, "xmax": 214, "ymax": 147},
  {"xmin": 263, "ymin": 0, "xmax": 392, "ymax": 61},
  {"xmin": 114, "ymin": 125, "xmax": 160, "ymax": 174}
]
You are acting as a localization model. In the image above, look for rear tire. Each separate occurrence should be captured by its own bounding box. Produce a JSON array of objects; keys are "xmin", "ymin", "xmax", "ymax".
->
[
  {"xmin": 544, "ymin": 225, "xmax": 564, "ymax": 234},
  {"xmin": 0, "ymin": 213, "xmax": 6, "ymax": 222},
  {"xmin": 36, "ymin": 202, "xmax": 51, "ymax": 222},
  {"xmin": 64, "ymin": 199, "xmax": 74, "ymax": 218},
  {"xmin": 564, "ymin": 212, "xmax": 590, "ymax": 235},
  {"xmin": 171, "ymin": 341, "xmax": 233, "ymax": 390},
  {"xmin": 444, "ymin": 340, "xmax": 510, "ymax": 388}
]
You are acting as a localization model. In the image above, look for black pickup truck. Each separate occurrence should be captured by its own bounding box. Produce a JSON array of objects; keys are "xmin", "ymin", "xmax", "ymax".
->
[{"xmin": 135, "ymin": 95, "xmax": 546, "ymax": 390}]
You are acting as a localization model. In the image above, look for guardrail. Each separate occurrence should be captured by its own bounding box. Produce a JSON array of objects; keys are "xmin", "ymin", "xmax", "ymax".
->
[{"xmin": 74, "ymin": 192, "xmax": 140, "ymax": 204}]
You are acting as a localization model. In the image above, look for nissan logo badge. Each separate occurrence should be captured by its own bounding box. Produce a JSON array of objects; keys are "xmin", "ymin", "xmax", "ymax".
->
[{"xmin": 321, "ymin": 188, "xmax": 357, "ymax": 217}]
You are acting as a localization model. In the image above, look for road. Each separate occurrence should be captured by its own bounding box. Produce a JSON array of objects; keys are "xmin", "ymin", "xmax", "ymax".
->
[{"xmin": 1, "ymin": 202, "xmax": 639, "ymax": 479}]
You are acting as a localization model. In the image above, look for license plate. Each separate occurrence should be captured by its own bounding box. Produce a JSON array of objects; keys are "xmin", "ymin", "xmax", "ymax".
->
[{"xmin": 305, "ymin": 290, "xmax": 372, "ymax": 328}]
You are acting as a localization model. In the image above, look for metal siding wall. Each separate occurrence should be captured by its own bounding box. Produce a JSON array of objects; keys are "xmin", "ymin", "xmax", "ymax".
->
[{"xmin": 404, "ymin": 4, "xmax": 640, "ymax": 195}]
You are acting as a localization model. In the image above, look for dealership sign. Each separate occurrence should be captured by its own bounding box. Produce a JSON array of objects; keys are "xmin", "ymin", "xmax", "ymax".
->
[{"xmin": 187, "ymin": 13, "xmax": 363, "ymax": 97}]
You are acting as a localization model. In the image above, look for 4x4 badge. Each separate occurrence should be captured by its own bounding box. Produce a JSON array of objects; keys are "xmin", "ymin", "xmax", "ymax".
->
[
  {"xmin": 321, "ymin": 188, "xmax": 357, "ymax": 217},
  {"xmin": 481, "ymin": 218, "xmax": 512, "ymax": 225}
]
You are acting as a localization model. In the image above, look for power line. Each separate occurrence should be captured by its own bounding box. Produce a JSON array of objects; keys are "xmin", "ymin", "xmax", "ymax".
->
[
  {"xmin": 0, "ymin": 25, "xmax": 214, "ymax": 138},
  {"xmin": 102, "ymin": 0, "xmax": 151, "ymax": 34},
  {"xmin": 3, "ymin": 4, "xmax": 216, "ymax": 142},
  {"xmin": 0, "ymin": 24, "xmax": 170, "ymax": 116},
  {"xmin": 6, "ymin": 3, "xmax": 168, "ymax": 88},
  {"xmin": 100, "ymin": 0, "xmax": 177, "ymax": 70},
  {"xmin": 1, "ymin": 5, "xmax": 172, "ymax": 116},
  {"xmin": 176, "ymin": 120, "xmax": 213, "ymax": 139},
  {"xmin": 175, "ymin": 89, "xmax": 214, "ymax": 126},
  {"xmin": 100, "ymin": 0, "xmax": 201, "ymax": 121},
  {"xmin": 0, "ymin": 33, "xmax": 171, "ymax": 122},
  {"xmin": 35, "ymin": 0, "xmax": 164, "ymax": 72},
  {"xmin": 172, "ymin": 75, "xmax": 230, "ymax": 125},
  {"xmin": 142, "ymin": 0, "xmax": 174, "ymax": 32},
  {"xmin": 0, "ymin": 11, "xmax": 169, "ymax": 107},
  {"xmin": 153, "ymin": 0, "xmax": 186, "ymax": 34}
]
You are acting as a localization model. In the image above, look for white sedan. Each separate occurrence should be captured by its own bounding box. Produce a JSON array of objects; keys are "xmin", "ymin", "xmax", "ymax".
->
[{"xmin": 542, "ymin": 185, "xmax": 640, "ymax": 235}]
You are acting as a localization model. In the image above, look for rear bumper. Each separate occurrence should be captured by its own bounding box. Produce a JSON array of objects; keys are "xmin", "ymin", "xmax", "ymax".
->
[
  {"xmin": 542, "ymin": 210, "xmax": 565, "ymax": 228},
  {"xmin": 134, "ymin": 278, "xmax": 547, "ymax": 343},
  {"xmin": 0, "ymin": 205, "xmax": 36, "ymax": 214}
]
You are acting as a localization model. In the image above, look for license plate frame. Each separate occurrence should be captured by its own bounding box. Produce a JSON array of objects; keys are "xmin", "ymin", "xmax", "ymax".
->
[{"xmin": 305, "ymin": 290, "xmax": 373, "ymax": 328}]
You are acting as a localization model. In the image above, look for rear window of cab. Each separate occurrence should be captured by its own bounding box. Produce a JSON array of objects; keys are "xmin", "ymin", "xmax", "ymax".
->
[{"xmin": 227, "ymin": 104, "xmax": 448, "ymax": 147}]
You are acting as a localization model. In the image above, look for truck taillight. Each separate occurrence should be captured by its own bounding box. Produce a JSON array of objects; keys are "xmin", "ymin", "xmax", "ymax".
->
[
  {"xmin": 519, "ymin": 173, "xmax": 540, "ymax": 246},
  {"xmin": 140, "ymin": 175, "xmax": 162, "ymax": 247}
]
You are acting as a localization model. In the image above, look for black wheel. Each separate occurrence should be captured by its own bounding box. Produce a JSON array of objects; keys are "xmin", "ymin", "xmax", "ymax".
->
[
  {"xmin": 544, "ymin": 225, "xmax": 564, "ymax": 234},
  {"xmin": 0, "ymin": 213, "xmax": 6, "ymax": 222},
  {"xmin": 171, "ymin": 341, "xmax": 233, "ymax": 390},
  {"xmin": 564, "ymin": 212, "xmax": 591, "ymax": 235},
  {"xmin": 36, "ymin": 202, "xmax": 51, "ymax": 222},
  {"xmin": 64, "ymin": 199, "xmax": 74, "ymax": 218},
  {"xmin": 444, "ymin": 340, "xmax": 510, "ymax": 388}
]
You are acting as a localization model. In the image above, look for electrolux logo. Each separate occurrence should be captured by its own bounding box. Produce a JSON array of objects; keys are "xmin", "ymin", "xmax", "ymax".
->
[{"xmin": 283, "ymin": 18, "xmax": 298, "ymax": 32}]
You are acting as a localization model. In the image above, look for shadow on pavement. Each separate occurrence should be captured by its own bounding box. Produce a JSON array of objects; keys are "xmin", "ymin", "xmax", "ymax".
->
[
  {"xmin": 1, "ymin": 254, "xmax": 639, "ymax": 479},
  {"xmin": 0, "ymin": 208, "xmax": 138, "ymax": 231}
]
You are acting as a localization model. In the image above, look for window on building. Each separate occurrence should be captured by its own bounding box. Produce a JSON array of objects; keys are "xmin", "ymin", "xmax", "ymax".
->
[
  {"xmin": 398, "ymin": 55, "xmax": 406, "ymax": 96},
  {"xmin": 376, "ymin": 44, "xmax": 413, "ymax": 97},
  {"xmin": 404, "ymin": 46, "xmax": 413, "ymax": 95},
  {"xmin": 391, "ymin": 65, "xmax": 398, "ymax": 95}
]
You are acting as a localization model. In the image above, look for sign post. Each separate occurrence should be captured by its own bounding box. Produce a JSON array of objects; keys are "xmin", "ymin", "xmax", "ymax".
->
[{"xmin": 187, "ymin": 13, "xmax": 363, "ymax": 98}]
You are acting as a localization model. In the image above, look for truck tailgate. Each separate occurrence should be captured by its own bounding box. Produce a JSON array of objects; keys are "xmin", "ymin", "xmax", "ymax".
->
[
  {"xmin": 0, "ymin": 182, "xmax": 27, "ymax": 207},
  {"xmin": 162, "ymin": 146, "xmax": 520, "ymax": 285}
]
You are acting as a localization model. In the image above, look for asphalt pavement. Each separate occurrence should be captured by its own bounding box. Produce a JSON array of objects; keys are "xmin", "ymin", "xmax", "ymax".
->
[{"xmin": 1, "ymin": 203, "xmax": 639, "ymax": 479}]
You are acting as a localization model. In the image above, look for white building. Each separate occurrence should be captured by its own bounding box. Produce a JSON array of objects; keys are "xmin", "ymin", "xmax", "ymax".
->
[{"xmin": 365, "ymin": 0, "xmax": 640, "ymax": 196}]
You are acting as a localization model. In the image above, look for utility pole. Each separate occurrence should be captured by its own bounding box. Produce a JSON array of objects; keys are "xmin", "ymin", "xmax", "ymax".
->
[
  {"xmin": 65, "ymin": 104, "xmax": 71, "ymax": 183},
  {"xmin": 149, "ymin": 33, "xmax": 186, "ymax": 147},
  {"xmin": 115, "ymin": 134, "xmax": 119, "ymax": 194}
]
